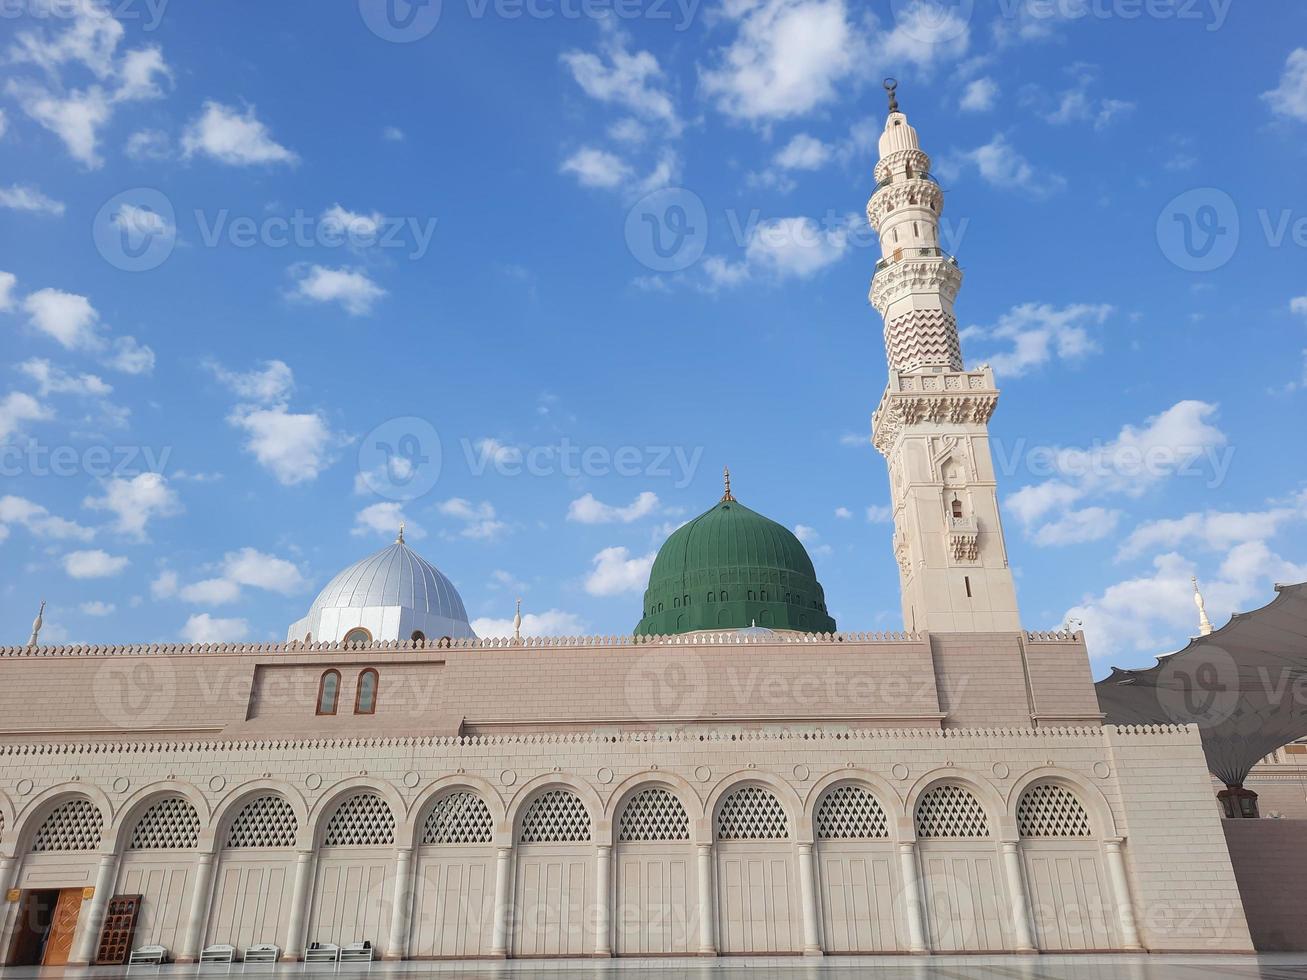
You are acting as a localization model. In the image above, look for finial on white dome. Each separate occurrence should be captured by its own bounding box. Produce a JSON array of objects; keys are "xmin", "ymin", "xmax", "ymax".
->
[
  {"xmin": 397, "ymin": 521, "xmax": 405, "ymax": 544},
  {"xmin": 722, "ymin": 465, "xmax": 735, "ymax": 502},
  {"xmin": 1193, "ymin": 576, "xmax": 1214, "ymax": 636},
  {"xmin": 28, "ymin": 599, "xmax": 45, "ymax": 647}
]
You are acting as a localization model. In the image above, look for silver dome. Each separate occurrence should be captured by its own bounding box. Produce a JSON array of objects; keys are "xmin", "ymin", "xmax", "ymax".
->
[
  {"xmin": 309, "ymin": 541, "xmax": 469, "ymax": 620},
  {"xmin": 288, "ymin": 539, "xmax": 475, "ymax": 642}
]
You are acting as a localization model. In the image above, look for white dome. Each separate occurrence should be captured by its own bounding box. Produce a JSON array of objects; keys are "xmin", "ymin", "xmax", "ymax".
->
[{"xmin": 288, "ymin": 539, "xmax": 475, "ymax": 643}]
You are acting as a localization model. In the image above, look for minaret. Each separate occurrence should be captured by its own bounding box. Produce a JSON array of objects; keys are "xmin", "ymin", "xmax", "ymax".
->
[
  {"xmin": 28, "ymin": 599, "xmax": 45, "ymax": 647},
  {"xmin": 867, "ymin": 80, "xmax": 1020, "ymax": 632},
  {"xmin": 1193, "ymin": 577, "xmax": 1214, "ymax": 636}
]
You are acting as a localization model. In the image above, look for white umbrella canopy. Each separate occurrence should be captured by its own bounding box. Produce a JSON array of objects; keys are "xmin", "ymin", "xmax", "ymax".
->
[{"xmin": 1095, "ymin": 582, "xmax": 1307, "ymax": 788}]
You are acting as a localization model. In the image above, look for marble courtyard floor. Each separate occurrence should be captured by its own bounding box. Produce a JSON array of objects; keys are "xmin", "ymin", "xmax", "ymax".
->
[{"xmin": 3, "ymin": 956, "xmax": 1307, "ymax": 980}]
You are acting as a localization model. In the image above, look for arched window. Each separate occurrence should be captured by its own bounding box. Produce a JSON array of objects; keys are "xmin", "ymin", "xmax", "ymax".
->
[
  {"xmin": 1017, "ymin": 783, "xmax": 1092, "ymax": 838},
  {"xmin": 317, "ymin": 670, "xmax": 340, "ymax": 716},
  {"xmin": 226, "ymin": 795, "xmax": 297, "ymax": 848},
  {"xmin": 422, "ymin": 792, "xmax": 493, "ymax": 845},
  {"xmin": 706, "ymin": 592, "xmax": 715, "ymax": 603},
  {"xmin": 951, "ymin": 497, "xmax": 963, "ymax": 519},
  {"xmin": 411, "ymin": 630, "xmax": 426, "ymax": 644},
  {"xmin": 518, "ymin": 789, "xmax": 592, "ymax": 844},
  {"xmin": 720, "ymin": 591, "xmax": 728, "ymax": 602},
  {"xmin": 343, "ymin": 627, "xmax": 371, "ymax": 646},
  {"xmin": 355, "ymin": 669, "xmax": 378, "ymax": 715},
  {"xmin": 816, "ymin": 785, "xmax": 889, "ymax": 840},
  {"xmin": 322, "ymin": 793, "xmax": 395, "ymax": 846},
  {"xmin": 915, "ymin": 784, "xmax": 990, "ymax": 839},
  {"xmin": 130, "ymin": 797, "xmax": 201, "ymax": 850},
  {"xmin": 31, "ymin": 798, "xmax": 104, "ymax": 852},
  {"xmin": 717, "ymin": 786, "xmax": 789, "ymax": 841},
  {"xmin": 619, "ymin": 788, "xmax": 690, "ymax": 842}
]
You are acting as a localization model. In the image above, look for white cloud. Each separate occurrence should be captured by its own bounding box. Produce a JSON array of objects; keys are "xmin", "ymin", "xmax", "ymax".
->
[
  {"xmin": 83, "ymin": 472, "xmax": 181, "ymax": 539},
  {"xmin": 561, "ymin": 32, "xmax": 680, "ymax": 133},
  {"xmin": 560, "ymin": 147, "xmax": 633, "ymax": 189},
  {"xmin": 567, "ymin": 491, "xmax": 660, "ymax": 524},
  {"xmin": 438, "ymin": 498, "xmax": 508, "ymax": 540},
  {"xmin": 794, "ymin": 523, "xmax": 818, "ymax": 542},
  {"xmin": 608, "ymin": 118, "xmax": 646, "ymax": 144},
  {"xmin": 0, "ymin": 495, "xmax": 95, "ymax": 541},
  {"xmin": 124, "ymin": 127, "xmax": 171, "ymax": 160},
  {"xmin": 0, "ymin": 271, "xmax": 15, "ymax": 311},
  {"xmin": 584, "ymin": 545, "xmax": 654, "ymax": 596},
  {"xmin": 209, "ymin": 359, "xmax": 294, "ymax": 403},
  {"xmin": 23, "ymin": 287, "xmax": 100, "ymax": 350},
  {"xmin": 228, "ymin": 403, "xmax": 337, "ymax": 485},
  {"xmin": 1006, "ymin": 480, "xmax": 1082, "ymax": 527},
  {"xmin": 104, "ymin": 335, "xmax": 155, "ymax": 375},
  {"xmin": 64, "ymin": 548, "xmax": 129, "ymax": 578},
  {"xmin": 0, "ymin": 184, "xmax": 65, "ymax": 216},
  {"xmin": 181, "ymin": 612, "xmax": 249, "ymax": 643},
  {"xmin": 954, "ymin": 134, "xmax": 1066, "ymax": 197},
  {"xmin": 960, "ymin": 77, "xmax": 998, "ymax": 112},
  {"xmin": 872, "ymin": 0, "xmax": 970, "ymax": 70},
  {"xmin": 489, "ymin": 569, "xmax": 528, "ymax": 592},
  {"xmin": 220, "ymin": 547, "xmax": 307, "ymax": 594},
  {"xmin": 179, "ymin": 577, "xmax": 242, "ymax": 605},
  {"xmin": 150, "ymin": 569, "xmax": 178, "ymax": 599},
  {"xmin": 0, "ymin": 391, "xmax": 51, "ymax": 440},
  {"xmin": 353, "ymin": 501, "xmax": 425, "ymax": 540},
  {"xmin": 18, "ymin": 359, "xmax": 111, "ymax": 397},
  {"xmin": 834, "ymin": 506, "xmax": 852, "ymax": 519},
  {"xmin": 79, "ymin": 600, "xmax": 115, "ymax": 616},
  {"xmin": 320, "ymin": 204, "xmax": 384, "ymax": 244},
  {"xmin": 774, "ymin": 133, "xmax": 831, "ymax": 170},
  {"xmin": 1263, "ymin": 48, "xmax": 1307, "ymax": 123},
  {"xmin": 966, "ymin": 302, "xmax": 1113, "ymax": 378},
  {"xmin": 701, "ymin": 0, "xmax": 867, "ymax": 122},
  {"xmin": 866, "ymin": 504, "xmax": 892, "ymax": 523},
  {"xmin": 382, "ymin": 126, "xmax": 405, "ymax": 141},
  {"xmin": 705, "ymin": 214, "xmax": 856, "ymax": 288},
  {"xmin": 181, "ymin": 101, "xmax": 297, "ymax": 166},
  {"xmin": 1036, "ymin": 65, "xmax": 1134, "ymax": 130},
  {"xmin": 471, "ymin": 608, "xmax": 588, "ymax": 638},
  {"xmin": 1116, "ymin": 494, "xmax": 1307, "ymax": 561},
  {"xmin": 1031, "ymin": 506, "xmax": 1120, "ymax": 546},
  {"xmin": 290, "ymin": 264, "xmax": 385, "ymax": 315},
  {"xmin": 4, "ymin": 2, "xmax": 172, "ymax": 168},
  {"xmin": 1291, "ymin": 296, "xmax": 1307, "ymax": 319}
]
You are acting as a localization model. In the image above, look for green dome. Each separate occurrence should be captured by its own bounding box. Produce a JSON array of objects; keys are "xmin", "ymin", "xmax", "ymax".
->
[{"xmin": 635, "ymin": 490, "xmax": 837, "ymax": 637}]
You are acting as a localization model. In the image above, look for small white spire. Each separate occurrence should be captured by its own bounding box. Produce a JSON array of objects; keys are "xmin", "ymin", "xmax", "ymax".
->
[
  {"xmin": 397, "ymin": 521, "xmax": 405, "ymax": 544},
  {"xmin": 513, "ymin": 597, "xmax": 522, "ymax": 643},
  {"xmin": 1193, "ymin": 576, "xmax": 1214, "ymax": 636},
  {"xmin": 28, "ymin": 599, "xmax": 45, "ymax": 647}
]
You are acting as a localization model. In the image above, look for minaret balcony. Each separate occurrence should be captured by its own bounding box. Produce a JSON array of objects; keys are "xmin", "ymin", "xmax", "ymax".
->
[{"xmin": 874, "ymin": 246, "xmax": 958, "ymax": 273}]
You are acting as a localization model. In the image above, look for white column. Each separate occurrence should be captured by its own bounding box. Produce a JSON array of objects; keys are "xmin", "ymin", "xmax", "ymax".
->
[
  {"xmin": 897, "ymin": 841, "xmax": 928, "ymax": 954},
  {"xmin": 1104, "ymin": 838, "xmax": 1144, "ymax": 951},
  {"xmin": 594, "ymin": 844, "xmax": 612, "ymax": 957},
  {"xmin": 282, "ymin": 849, "xmax": 316, "ymax": 961},
  {"xmin": 0, "ymin": 855, "xmax": 19, "ymax": 959},
  {"xmin": 1000, "ymin": 840, "xmax": 1036, "ymax": 953},
  {"xmin": 489, "ymin": 845, "xmax": 513, "ymax": 958},
  {"xmin": 177, "ymin": 851, "xmax": 216, "ymax": 962},
  {"xmin": 796, "ymin": 842, "xmax": 822, "ymax": 956},
  {"xmin": 70, "ymin": 852, "xmax": 118, "ymax": 965},
  {"xmin": 385, "ymin": 847, "xmax": 415, "ymax": 960},
  {"xmin": 695, "ymin": 843, "xmax": 716, "ymax": 956}
]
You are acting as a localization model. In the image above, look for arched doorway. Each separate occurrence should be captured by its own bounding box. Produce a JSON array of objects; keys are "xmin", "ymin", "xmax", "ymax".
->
[
  {"xmin": 613, "ymin": 786, "xmax": 696, "ymax": 955},
  {"xmin": 1017, "ymin": 782, "xmax": 1117, "ymax": 950},
  {"xmin": 713, "ymin": 785, "xmax": 799, "ymax": 954},
  {"xmin": 410, "ymin": 790, "xmax": 497, "ymax": 958},
  {"xmin": 813, "ymin": 783, "xmax": 905, "ymax": 952},
  {"xmin": 305, "ymin": 792, "xmax": 396, "ymax": 954},
  {"xmin": 511, "ymin": 788, "xmax": 594, "ymax": 957},
  {"xmin": 208, "ymin": 794, "xmax": 299, "ymax": 951},
  {"xmin": 115, "ymin": 796, "xmax": 202, "ymax": 953}
]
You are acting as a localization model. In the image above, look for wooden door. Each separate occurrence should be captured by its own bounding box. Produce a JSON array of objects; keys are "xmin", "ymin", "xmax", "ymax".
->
[{"xmin": 43, "ymin": 889, "xmax": 84, "ymax": 966}]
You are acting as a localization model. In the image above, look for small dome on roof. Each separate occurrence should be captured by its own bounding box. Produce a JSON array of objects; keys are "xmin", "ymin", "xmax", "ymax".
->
[{"xmin": 288, "ymin": 535, "xmax": 475, "ymax": 644}]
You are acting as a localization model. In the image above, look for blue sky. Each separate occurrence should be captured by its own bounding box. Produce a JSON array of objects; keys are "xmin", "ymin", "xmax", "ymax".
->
[{"xmin": 1, "ymin": 0, "xmax": 1305, "ymax": 671}]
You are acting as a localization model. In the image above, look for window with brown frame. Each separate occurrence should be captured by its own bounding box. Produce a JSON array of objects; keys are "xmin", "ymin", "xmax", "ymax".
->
[
  {"xmin": 355, "ymin": 668, "xmax": 379, "ymax": 715},
  {"xmin": 317, "ymin": 670, "xmax": 341, "ymax": 716}
]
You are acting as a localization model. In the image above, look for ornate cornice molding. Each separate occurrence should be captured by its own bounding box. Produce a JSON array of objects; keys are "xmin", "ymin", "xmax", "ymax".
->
[{"xmin": 869, "ymin": 258, "xmax": 963, "ymax": 313}]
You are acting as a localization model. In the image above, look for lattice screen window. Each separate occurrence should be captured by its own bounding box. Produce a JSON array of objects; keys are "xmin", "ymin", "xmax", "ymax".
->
[
  {"xmin": 1017, "ymin": 783, "xmax": 1092, "ymax": 838},
  {"xmin": 422, "ymin": 792, "xmax": 493, "ymax": 845},
  {"xmin": 31, "ymin": 798, "xmax": 104, "ymax": 852},
  {"xmin": 322, "ymin": 793, "xmax": 396, "ymax": 846},
  {"xmin": 716, "ymin": 786, "xmax": 790, "ymax": 841},
  {"xmin": 915, "ymin": 784, "xmax": 990, "ymax": 839},
  {"xmin": 225, "ymin": 795, "xmax": 298, "ymax": 848},
  {"xmin": 517, "ymin": 789, "xmax": 592, "ymax": 844},
  {"xmin": 618, "ymin": 788, "xmax": 690, "ymax": 842},
  {"xmin": 130, "ymin": 797, "xmax": 201, "ymax": 850},
  {"xmin": 816, "ymin": 784, "xmax": 890, "ymax": 840}
]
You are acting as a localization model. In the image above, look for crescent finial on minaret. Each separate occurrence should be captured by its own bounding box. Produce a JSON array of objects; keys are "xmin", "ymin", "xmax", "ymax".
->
[{"xmin": 884, "ymin": 76, "xmax": 900, "ymax": 114}]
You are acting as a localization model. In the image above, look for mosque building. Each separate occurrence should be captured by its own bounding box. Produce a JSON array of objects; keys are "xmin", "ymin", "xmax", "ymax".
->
[{"xmin": 0, "ymin": 87, "xmax": 1275, "ymax": 965}]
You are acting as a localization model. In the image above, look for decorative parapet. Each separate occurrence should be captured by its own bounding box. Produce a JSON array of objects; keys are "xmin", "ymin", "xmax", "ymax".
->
[
  {"xmin": 866, "ymin": 179, "xmax": 944, "ymax": 231},
  {"xmin": 0, "ymin": 724, "xmax": 1177, "ymax": 758},
  {"xmin": 869, "ymin": 253, "xmax": 962, "ymax": 313},
  {"xmin": 872, "ymin": 367, "xmax": 1000, "ymax": 456},
  {"xmin": 1025, "ymin": 630, "xmax": 1085, "ymax": 643},
  {"xmin": 873, "ymin": 147, "xmax": 931, "ymax": 185},
  {"xmin": 0, "ymin": 630, "xmax": 922, "ymax": 659}
]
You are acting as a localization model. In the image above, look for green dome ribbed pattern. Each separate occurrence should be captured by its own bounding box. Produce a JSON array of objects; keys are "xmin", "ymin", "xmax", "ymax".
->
[{"xmin": 635, "ymin": 498, "xmax": 837, "ymax": 637}]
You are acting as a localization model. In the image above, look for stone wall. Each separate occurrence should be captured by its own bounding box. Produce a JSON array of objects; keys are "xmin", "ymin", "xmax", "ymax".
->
[{"xmin": 1222, "ymin": 819, "xmax": 1307, "ymax": 951}]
